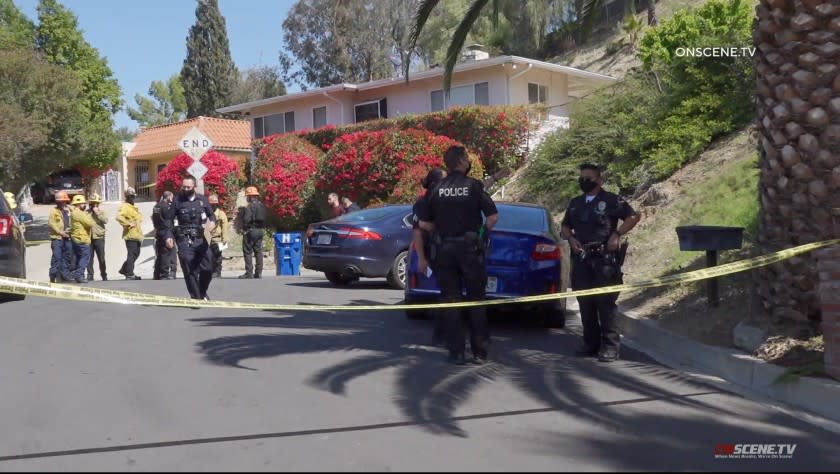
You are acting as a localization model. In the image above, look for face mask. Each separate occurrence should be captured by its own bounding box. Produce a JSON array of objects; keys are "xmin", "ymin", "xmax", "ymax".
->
[
  {"xmin": 579, "ymin": 177, "xmax": 598, "ymax": 193},
  {"xmin": 182, "ymin": 190, "xmax": 195, "ymax": 198}
]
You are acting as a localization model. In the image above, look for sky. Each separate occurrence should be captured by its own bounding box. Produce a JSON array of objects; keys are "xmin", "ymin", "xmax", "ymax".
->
[{"xmin": 14, "ymin": 0, "xmax": 299, "ymax": 131}]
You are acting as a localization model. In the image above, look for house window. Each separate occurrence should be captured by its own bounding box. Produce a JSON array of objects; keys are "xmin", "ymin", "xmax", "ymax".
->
[
  {"xmin": 430, "ymin": 82, "xmax": 490, "ymax": 111},
  {"xmin": 528, "ymin": 83, "xmax": 548, "ymax": 104},
  {"xmin": 431, "ymin": 90, "xmax": 444, "ymax": 112},
  {"xmin": 313, "ymin": 106, "xmax": 327, "ymax": 129},
  {"xmin": 354, "ymin": 98, "xmax": 387, "ymax": 123},
  {"xmin": 253, "ymin": 111, "xmax": 296, "ymax": 138}
]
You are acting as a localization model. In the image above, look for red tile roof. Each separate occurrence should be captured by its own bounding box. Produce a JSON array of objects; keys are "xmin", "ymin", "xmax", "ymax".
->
[{"xmin": 128, "ymin": 116, "xmax": 251, "ymax": 158}]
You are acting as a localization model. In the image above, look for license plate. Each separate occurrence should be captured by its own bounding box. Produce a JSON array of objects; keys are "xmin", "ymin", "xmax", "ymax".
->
[
  {"xmin": 316, "ymin": 233, "xmax": 332, "ymax": 245},
  {"xmin": 63, "ymin": 183, "xmax": 72, "ymax": 188},
  {"xmin": 486, "ymin": 276, "xmax": 497, "ymax": 293}
]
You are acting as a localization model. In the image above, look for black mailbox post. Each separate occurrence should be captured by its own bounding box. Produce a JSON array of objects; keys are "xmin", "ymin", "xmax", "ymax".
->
[{"xmin": 675, "ymin": 226, "xmax": 744, "ymax": 307}]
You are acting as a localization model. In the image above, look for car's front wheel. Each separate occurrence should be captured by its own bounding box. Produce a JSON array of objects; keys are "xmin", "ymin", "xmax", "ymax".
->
[
  {"xmin": 386, "ymin": 250, "xmax": 408, "ymax": 290},
  {"xmin": 324, "ymin": 272, "xmax": 358, "ymax": 286}
]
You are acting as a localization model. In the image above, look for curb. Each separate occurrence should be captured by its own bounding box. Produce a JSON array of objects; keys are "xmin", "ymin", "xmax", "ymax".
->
[{"xmin": 616, "ymin": 309, "xmax": 840, "ymax": 424}]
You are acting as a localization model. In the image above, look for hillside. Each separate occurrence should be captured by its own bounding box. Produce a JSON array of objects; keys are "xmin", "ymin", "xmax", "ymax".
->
[
  {"xmin": 498, "ymin": 0, "xmax": 822, "ymax": 374},
  {"xmin": 551, "ymin": 0, "xmax": 712, "ymax": 80}
]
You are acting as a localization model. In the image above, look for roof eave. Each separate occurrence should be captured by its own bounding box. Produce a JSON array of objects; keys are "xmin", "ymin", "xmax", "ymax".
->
[{"xmin": 217, "ymin": 84, "xmax": 358, "ymax": 114}]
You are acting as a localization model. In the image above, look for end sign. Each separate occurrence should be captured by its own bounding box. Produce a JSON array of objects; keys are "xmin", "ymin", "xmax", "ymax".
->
[{"xmin": 179, "ymin": 127, "xmax": 214, "ymax": 161}]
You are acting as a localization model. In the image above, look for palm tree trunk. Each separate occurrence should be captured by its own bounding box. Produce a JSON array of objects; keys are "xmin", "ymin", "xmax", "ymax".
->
[
  {"xmin": 647, "ymin": 0, "xmax": 657, "ymax": 26},
  {"xmin": 754, "ymin": 0, "xmax": 839, "ymax": 325}
]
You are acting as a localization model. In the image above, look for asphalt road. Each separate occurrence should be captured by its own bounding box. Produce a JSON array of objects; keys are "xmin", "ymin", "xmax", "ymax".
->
[{"xmin": 0, "ymin": 275, "xmax": 839, "ymax": 471}]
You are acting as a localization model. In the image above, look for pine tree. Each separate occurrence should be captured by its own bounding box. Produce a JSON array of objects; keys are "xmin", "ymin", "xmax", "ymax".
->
[{"xmin": 181, "ymin": 0, "xmax": 236, "ymax": 118}]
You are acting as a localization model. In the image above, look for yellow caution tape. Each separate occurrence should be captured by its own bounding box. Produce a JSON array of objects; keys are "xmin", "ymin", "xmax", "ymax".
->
[
  {"xmin": 26, "ymin": 237, "xmax": 155, "ymax": 246},
  {"xmin": 1, "ymin": 239, "xmax": 838, "ymax": 311}
]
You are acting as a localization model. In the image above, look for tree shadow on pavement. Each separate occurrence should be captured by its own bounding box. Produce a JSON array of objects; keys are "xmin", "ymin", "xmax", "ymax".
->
[
  {"xmin": 519, "ymin": 401, "xmax": 840, "ymax": 471},
  {"xmin": 189, "ymin": 307, "xmax": 780, "ymax": 441}
]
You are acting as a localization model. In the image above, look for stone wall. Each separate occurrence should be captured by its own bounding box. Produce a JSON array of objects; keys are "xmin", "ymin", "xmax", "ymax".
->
[
  {"xmin": 817, "ymin": 244, "xmax": 840, "ymax": 380},
  {"xmin": 754, "ymin": 0, "xmax": 840, "ymax": 323}
]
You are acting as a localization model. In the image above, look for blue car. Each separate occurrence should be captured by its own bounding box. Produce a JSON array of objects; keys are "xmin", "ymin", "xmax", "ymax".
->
[
  {"xmin": 404, "ymin": 202, "xmax": 569, "ymax": 328},
  {"xmin": 303, "ymin": 205, "xmax": 414, "ymax": 289}
]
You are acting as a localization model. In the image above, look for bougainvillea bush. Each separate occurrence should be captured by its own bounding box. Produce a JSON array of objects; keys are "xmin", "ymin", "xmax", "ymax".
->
[
  {"xmin": 315, "ymin": 128, "xmax": 483, "ymax": 207},
  {"xmin": 286, "ymin": 105, "xmax": 531, "ymax": 177},
  {"xmin": 156, "ymin": 150, "xmax": 240, "ymax": 214},
  {"xmin": 252, "ymin": 134, "xmax": 324, "ymax": 230}
]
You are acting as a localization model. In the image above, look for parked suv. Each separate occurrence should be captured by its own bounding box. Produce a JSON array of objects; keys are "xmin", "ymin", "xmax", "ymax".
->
[
  {"xmin": 0, "ymin": 186, "xmax": 28, "ymax": 302},
  {"xmin": 32, "ymin": 169, "xmax": 85, "ymax": 204}
]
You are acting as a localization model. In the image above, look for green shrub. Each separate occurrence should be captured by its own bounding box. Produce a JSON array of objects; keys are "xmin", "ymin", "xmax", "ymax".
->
[{"xmin": 524, "ymin": 0, "xmax": 755, "ymax": 209}]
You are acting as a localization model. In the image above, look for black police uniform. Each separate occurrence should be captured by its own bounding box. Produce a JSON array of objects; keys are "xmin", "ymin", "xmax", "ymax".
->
[
  {"xmin": 561, "ymin": 189, "xmax": 635, "ymax": 354},
  {"xmin": 412, "ymin": 194, "xmax": 443, "ymax": 343},
  {"xmin": 152, "ymin": 199, "xmax": 177, "ymax": 280},
  {"xmin": 418, "ymin": 170, "xmax": 498, "ymax": 362},
  {"xmin": 241, "ymin": 199, "xmax": 267, "ymax": 278},
  {"xmin": 162, "ymin": 193, "xmax": 216, "ymax": 299}
]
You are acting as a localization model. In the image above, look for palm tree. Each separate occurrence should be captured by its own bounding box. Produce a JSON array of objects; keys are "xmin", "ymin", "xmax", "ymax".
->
[{"xmin": 404, "ymin": 0, "xmax": 661, "ymax": 95}]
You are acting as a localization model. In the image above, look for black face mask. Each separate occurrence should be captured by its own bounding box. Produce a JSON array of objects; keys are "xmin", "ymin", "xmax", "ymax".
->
[
  {"xmin": 182, "ymin": 190, "xmax": 195, "ymax": 199},
  {"xmin": 579, "ymin": 177, "xmax": 598, "ymax": 193}
]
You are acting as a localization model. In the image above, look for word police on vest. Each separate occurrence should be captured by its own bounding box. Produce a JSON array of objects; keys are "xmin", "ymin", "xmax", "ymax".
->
[{"xmin": 439, "ymin": 186, "xmax": 470, "ymax": 197}]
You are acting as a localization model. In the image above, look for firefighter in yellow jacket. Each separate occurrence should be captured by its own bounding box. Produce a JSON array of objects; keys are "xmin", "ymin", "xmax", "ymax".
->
[
  {"xmin": 86, "ymin": 193, "xmax": 109, "ymax": 281},
  {"xmin": 69, "ymin": 195, "xmax": 95, "ymax": 283},
  {"xmin": 48, "ymin": 191, "xmax": 74, "ymax": 283},
  {"xmin": 208, "ymin": 194, "xmax": 228, "ymax": 277},
  {"xmin": 116, "ymin": 187, "xmax": 143, "ymax": 280}
]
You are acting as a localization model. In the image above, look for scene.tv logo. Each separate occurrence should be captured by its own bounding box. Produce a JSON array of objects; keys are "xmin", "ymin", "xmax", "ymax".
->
[{"xmin": 714, "ymin": 444, "xmax": 796, "ymax": 459}]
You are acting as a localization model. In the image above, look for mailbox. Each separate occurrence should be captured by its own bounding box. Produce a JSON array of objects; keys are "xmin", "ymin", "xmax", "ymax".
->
[
  {"xmin": 675, "ymin": 225, "xmax": 745, "ymax": 308},
  {"xmin": 675, "ymin": 226, "xmax": 744, "ymax": 251}
]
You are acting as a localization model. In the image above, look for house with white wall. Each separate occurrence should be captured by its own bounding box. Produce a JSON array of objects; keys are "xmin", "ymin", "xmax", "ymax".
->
[{"xmin": 217, "ymin": 52, "xmax": 616, "ymax": 138}]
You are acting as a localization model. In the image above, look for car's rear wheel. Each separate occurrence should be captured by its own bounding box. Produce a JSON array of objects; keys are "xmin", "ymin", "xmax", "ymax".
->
[
  {"xmin": 324, "ymin": 272, "xmax": 358, "ymax": 286},
  {"xmin": 539, "ymin": 302, "xmax": 565, "ymax": 328},
  {"xmin": 387, "ymin": 251, "xmax": 408, "ymax": 290}
]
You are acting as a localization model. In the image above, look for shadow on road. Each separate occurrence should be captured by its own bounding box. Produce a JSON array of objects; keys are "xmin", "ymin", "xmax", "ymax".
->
[{"xmin": 188, "ymin": 308, "xmax": 809, "ymax": 446}]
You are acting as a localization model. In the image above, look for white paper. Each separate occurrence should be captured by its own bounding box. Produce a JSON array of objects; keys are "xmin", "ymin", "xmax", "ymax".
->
[
  {"xmin": 425, "ymin": 266, "xmax": 433, "ymax": 278},
  {"xmin": 217, "ymin": 242, "xmax": 228, "ymax": 251}
]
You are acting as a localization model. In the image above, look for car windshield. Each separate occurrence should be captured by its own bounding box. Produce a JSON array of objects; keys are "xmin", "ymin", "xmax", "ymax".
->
[
  {"xmin": 332, "ymin": 207, "xmax": 407, "ymax": 223},
  {"xmin": 494, "ymin": 205, "xmax": 547, "ymax": 232}
]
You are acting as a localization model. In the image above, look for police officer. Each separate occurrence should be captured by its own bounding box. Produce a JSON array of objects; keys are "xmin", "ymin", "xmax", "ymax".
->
[
  {"xmin": 208, "ymin": 194, "xmax": 228, "ymax": 277},
  {"xmin": 162, "ymin": 176, "xmax": 216, "ymax": 300},
  {"xmin": 238, "ymin": 186, "xmax": 267, "ymax": 279},
  {"xmin": 418, "ymin": 146, "xmax": 498, "ymax": 365},
  {"xmin": 152, "ymin": 191, "xmax": 177, "ymax": 280},
  {"xmin": 560, "ymin": 163, "xmax": 641, "ymax": 362},
  {"xmin": 412, "ymin": 167, "xmax": 446, "ymax": 343}
]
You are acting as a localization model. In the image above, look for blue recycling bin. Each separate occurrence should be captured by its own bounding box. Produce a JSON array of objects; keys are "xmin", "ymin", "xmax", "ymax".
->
[{"xmin": 274, "ymin": 232, "xmax": 303, "ymax": 276}]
